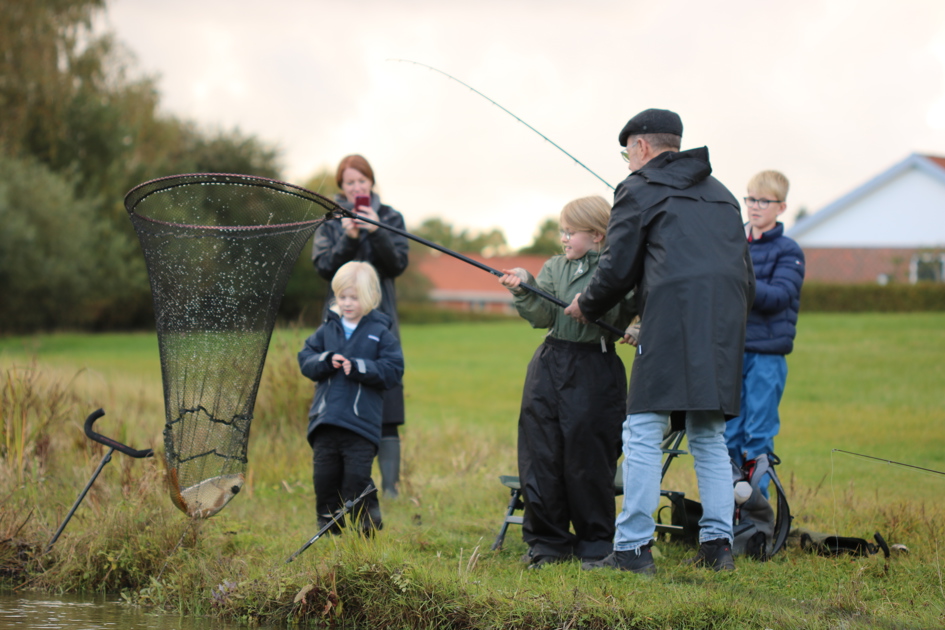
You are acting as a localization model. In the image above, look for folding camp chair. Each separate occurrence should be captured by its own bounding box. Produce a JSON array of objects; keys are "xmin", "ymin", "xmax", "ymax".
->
[{"xmin": 491, "ymin": 429, "xmax": 688, "ymax": 551}]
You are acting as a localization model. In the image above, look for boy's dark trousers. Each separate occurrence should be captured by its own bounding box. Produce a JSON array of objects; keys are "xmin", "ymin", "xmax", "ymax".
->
[
  {"xmin": 518, "ymin": 337, "xmax": 626, "ymax": 561},
  {"xmin": 311, "ymin": 425, "xmax": 382, "ymax": 532}
]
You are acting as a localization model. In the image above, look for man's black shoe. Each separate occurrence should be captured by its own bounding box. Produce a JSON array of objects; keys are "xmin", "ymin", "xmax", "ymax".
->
[
  {"xmin": 581, "ymin": 543, "xmax": 657, "ymax": 575},
  {"xmin": 687, "ymin": 537, "xmax": 736, "ymax": 571}
]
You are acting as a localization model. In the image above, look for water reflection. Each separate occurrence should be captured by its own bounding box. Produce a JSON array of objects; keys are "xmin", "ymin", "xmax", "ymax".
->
[{"xmin": 0, "ymin": 590, "xmax": 250, "ymax": 629}]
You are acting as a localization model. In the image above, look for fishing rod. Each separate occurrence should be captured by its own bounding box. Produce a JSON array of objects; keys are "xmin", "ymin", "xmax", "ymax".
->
[
  {"xmin": 389, "ymin": 58, "xmax": 614, "ymax": 191},
  {"xmin": 335, "ymin": 206, "xmax": 628, "ymax": 338},
  {"xmin": 833, "ymin": 449, "xmax": 945, "ymax": 476}
]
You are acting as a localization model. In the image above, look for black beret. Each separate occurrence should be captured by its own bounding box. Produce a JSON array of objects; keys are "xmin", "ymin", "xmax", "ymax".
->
[{"xmin": 618, "ymin": 108, "xmax": 683, "ymax": 146}]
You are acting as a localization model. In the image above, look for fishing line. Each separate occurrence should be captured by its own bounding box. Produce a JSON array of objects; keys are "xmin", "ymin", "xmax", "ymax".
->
[
  {"xmin": 828, "ymin": 447, "xmax": 942, "ymax": 585},
  {"xmin": 833, "ymin": 449, "xmax": 945, "ymax": 477},
  {"xmin": 389, "ymin": 58, "xmax": 614, "ymax": 190}
]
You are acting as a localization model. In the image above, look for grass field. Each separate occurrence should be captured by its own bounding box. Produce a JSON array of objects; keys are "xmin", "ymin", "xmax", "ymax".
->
[{"xmin": 2, "ymin": 313, "xmax": 944, "ymax": 628}]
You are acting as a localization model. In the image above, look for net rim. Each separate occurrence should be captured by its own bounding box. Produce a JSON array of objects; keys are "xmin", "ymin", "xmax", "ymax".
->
[{"xmin": 123, "ymin": 172, "xmax": 343, "ymax": 230}]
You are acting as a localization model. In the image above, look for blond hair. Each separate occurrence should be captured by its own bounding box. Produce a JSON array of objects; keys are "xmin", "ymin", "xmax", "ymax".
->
[
  {"xmin": 560, "ymin": 195, "xmax": 611, "ymax": 245},
  {"xmin": 747, "ymin": 170, "xmax": 790, "ymax": 202},
  {"xmin": 331, "ymin": 261, "xmax": 382, "ymax": 314}
]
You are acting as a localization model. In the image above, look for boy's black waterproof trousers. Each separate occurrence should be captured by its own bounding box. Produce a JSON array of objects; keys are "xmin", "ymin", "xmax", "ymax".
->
[{"xmin": 518, "ymin": 337, "xmax": 627, "ymax": 561}]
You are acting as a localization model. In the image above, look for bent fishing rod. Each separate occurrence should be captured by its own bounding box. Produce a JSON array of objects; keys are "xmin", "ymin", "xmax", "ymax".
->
[
  {"xmin": 332, "ymin": 206, "xmax": 627, "ymax": 338},
  {"xmin": 389, "ymin": 59, "xmax": 614, "ymax": 191}
]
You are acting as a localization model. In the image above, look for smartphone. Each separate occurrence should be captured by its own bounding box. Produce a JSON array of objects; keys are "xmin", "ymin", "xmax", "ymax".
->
[{"xmin": 355, "ymin": 195, "xmax": 370, "ymax": 210}]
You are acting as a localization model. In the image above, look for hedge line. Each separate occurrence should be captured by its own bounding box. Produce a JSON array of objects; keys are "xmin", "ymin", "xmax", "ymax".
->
[
  {"xmin": 398, "ymin": 302, "xmax": 519, "ymax": 324},
  {"xmin": 399, "ymin": 284, "xmax": 945, "ymax": 324},
  {"xmin": 800, "ymin": 283, "xmax": 945, "ymax": 312}
]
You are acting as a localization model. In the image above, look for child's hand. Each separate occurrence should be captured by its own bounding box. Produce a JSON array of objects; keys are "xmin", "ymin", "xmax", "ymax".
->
[
  {"xmin": 332, "ymin": 353, "xmax": 352, "ymax": 375},
  {"xmin": 498, "ymin": 268, "xmax": 527, "ymax": 294}
]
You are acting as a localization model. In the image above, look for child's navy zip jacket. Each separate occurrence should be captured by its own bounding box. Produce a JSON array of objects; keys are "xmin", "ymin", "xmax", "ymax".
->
[
  {"xmin": 745, "ymin": 222, "xmax": 805, "ymax": 355},
  {"xmin": 298, "ymin": 309, "xmax": 404, "ymax": 446}
]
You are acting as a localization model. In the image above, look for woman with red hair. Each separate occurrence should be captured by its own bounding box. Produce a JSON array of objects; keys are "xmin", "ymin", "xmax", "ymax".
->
[{"xmin": 312, "ymin": 154, "xmax": 410, "ymax": 498}]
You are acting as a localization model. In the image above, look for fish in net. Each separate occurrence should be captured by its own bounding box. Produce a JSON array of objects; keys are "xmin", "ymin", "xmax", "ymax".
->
[{"xmin": 124, "ymin": 173, "xmax": 341, "ymax": 518}]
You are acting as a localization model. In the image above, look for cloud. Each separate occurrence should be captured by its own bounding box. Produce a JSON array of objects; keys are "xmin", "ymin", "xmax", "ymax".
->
[{"xmin": 105, "ymin": 0, "xmax": 945, "ymax": 248}]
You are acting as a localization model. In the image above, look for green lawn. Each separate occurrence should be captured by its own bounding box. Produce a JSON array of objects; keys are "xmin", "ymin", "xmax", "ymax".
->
[{"xmin": 2, "ymin": 313, "xmax": 945, "ymax": 628}]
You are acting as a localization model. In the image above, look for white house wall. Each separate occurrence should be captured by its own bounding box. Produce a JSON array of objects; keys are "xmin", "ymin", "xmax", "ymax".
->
[{"xmin": 794, "ymin": 167, "xmax": 945, "ymax": 247}]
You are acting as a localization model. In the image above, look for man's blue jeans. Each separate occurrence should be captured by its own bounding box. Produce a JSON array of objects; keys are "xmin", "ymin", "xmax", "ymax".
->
[{"xmin": 614, "ymin": 410, "xmax": 734, "ymax": 551}]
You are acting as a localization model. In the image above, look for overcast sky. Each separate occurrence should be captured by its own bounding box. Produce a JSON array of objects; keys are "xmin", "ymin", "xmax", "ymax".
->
[{"xmin": 103, "ymin": 0, "xmax": 945, "ymax": 249}]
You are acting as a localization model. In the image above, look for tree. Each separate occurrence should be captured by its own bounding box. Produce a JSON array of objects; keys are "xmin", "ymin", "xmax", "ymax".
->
[
  {"xmin": 0, "ymin": 0, "xmax": 289, "ymax": 331},
  {"xmin": 519, "ymin": 218, "xmax": 562, "ymax": 255},
  {"xmin": 179, "ymin": 125, "xmax": 281, "ymax": 178},
  {"xmin": 301, "ymin": 168, "xmax": 341, "ymax": 199},
  {"xmin": 0, "ymin": 0, "xmax": 108, "ymax": 163},
  {"xmin": 0, "ymin": 154, "xmax": 105, "ymax": 332},
  {"xmin": 412, "ymin": 218, "xmax": 508, "ymax": 255}
]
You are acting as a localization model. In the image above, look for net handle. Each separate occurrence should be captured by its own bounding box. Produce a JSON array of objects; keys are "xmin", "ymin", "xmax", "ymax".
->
[{"xmin": 335, "ymin": 207, "xmax": 628, "ymax": 338}]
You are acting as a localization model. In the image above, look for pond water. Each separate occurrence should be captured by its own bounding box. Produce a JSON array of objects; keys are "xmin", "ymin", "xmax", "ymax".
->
[{"xmin": 0, "ymin": 590, "xmax": 253, "ymax": 630}]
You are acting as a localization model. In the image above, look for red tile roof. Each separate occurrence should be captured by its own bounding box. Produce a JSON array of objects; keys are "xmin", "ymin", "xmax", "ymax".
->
[
  {"xmin": 414, "ymin": 252, "xmax": 548, "ymax": 303},
  {"xmin": 922, "ymin": 155, "xmax": 945, "ymax": 170}
]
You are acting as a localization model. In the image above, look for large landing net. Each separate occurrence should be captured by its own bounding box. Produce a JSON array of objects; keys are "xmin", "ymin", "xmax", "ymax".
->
[{"xmin": 125, "ymin": 174, "xmax": 338, "ymax": 518}]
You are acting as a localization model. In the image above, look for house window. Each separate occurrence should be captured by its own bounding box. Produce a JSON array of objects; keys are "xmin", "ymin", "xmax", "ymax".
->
[{"xmin": 910, "ymin": 253, "xmax": 945, "ymax": 283}]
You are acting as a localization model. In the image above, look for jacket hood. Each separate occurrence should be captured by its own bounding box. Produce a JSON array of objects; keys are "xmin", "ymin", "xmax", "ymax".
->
[
  {"xmin": 637, "ymin": 146, "xmax": 712, "ymax": 190},
  {"xmin": 324, "ymin": 307, "xmax": 392, "ymax": 329}
]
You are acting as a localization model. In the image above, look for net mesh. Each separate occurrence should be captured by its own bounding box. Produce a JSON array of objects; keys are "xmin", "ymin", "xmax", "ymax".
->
[{"xmin": 125, "ymin": 173, "xmax": 338, "ymax": 518}]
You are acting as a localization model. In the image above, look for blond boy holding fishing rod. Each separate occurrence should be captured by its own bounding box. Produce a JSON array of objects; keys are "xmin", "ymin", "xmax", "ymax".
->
[{"xmin": 498, "ymin": 195, "xmax": 637, "ymax": 569}]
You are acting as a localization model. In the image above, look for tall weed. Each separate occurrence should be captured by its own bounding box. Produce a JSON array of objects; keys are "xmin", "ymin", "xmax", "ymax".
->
[{"xmin": 0, "ymin": 362, "xmax": 81, "ymax": 484}]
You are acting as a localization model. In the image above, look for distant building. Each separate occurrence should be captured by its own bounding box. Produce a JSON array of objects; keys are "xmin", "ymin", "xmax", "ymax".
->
[
  {"xmin": 787, "ymin": 153, "xmax": 945, "ymax": 284},
  {"xmin": 413, "ymin": 252, "xmax": 547, "ymax": 313}
]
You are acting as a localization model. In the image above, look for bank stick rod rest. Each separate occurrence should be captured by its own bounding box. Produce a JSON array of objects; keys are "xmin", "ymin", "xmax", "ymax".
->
[{"xmin": 45, "ymin": 409, "xmax": 154, "ymax": 552}]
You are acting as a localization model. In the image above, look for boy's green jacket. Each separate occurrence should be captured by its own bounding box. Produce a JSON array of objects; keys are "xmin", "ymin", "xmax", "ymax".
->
[{"xmin": 512, "ymin": 249, "xmax": 637, "ymax": 344}]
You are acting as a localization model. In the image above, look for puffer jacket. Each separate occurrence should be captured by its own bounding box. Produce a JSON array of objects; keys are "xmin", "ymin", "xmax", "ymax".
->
[
  {"xmin": 745, "ymin": 222, "xmax": 805, "ymax": 355},
  {"xmin": 298, "ymin": 309, "xmax": 404, "ymax": 446}
]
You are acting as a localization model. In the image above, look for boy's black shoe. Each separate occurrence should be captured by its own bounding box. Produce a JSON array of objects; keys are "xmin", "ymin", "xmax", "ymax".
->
[
  {"xmin": 520, "ymin": 548, "xmax": 534, "ymax": 565},
  {"xmin": 581, "ymin": 543, "xmax": 657, "ymax": 575},
  {"xmin": 687, "ymin": 538, "xmax": 736, "ymax": 571}
]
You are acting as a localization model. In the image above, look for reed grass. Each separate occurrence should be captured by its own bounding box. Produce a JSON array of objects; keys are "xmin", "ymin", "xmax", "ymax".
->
[{"xmin": 1, "ymin": 314, "xmax": 944, "ymax": 628}]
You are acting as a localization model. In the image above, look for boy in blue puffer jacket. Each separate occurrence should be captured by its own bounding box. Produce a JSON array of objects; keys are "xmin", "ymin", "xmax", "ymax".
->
[
  {"xmin": 725, "ymin": 171, "xmax": 805, "ymax": 492},
  {"xmin": 299, "ymin": 261, "xmax": 404, "ymax": 534}
]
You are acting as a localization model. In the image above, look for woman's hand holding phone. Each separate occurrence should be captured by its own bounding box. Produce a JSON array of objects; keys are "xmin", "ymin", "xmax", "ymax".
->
[{"xmin": 351, "ymin": 195, "xmax": 378, "ymax": 233}]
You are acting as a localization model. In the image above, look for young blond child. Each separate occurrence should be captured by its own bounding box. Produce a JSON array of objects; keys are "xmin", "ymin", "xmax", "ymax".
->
[
  {"xmin": 498, "ymin": 195, "xmax": 637, "ymax": 568},
  {"xmin": 725, "ymin": 171, "xmax": 805, "ymax": 496},
  {"xmin": 298, "ymin": 261, "xmax": 404, "ymax": 533}
]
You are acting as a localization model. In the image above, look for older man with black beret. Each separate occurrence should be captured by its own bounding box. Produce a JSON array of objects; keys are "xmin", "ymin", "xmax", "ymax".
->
[{"xmin": 565, "ymin": 108, "xmax": 755, "ymax": 574}]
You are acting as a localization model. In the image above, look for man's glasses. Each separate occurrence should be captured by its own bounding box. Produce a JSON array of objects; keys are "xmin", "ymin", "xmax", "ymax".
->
[
  {"xmin": 743, "ymin": 197, "xmax": 783, "ymax": 209},
  {"xmin": 620, "ymin": 140, "xmax": 640, "ymax": 162}
]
